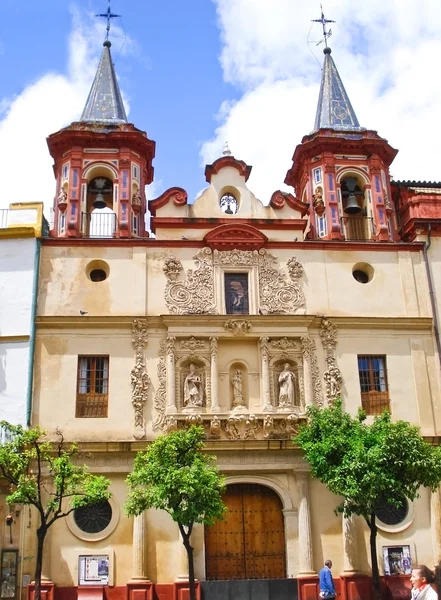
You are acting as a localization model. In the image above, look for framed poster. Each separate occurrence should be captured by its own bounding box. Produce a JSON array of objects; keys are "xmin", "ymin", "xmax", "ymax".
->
[
  {"xmin": 383, "ymin": 545, "xmax": 412, "ymax": 576},
  {"xmin": 78, "ymin": 555, "xmax": 109, "ymax": 586},
  {"xmin": 1, "ymin": 549, "xmax": 18, "ymax": 600}
]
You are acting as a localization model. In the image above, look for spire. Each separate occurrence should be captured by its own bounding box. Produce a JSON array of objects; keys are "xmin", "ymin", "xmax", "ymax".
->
[
  {"xmin": 313, "ymin": 46, "xmax": 362, "ymax": 132},
  {"xmin": 222, "ymin": 141, "xmax": 232, "ymax": 157},
  {"xmin": 80, "ymin": 40, "xmax": 127, "ymax": 123}
]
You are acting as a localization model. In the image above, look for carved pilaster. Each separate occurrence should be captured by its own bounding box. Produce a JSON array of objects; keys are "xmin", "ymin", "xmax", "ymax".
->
[
  {"xmin": 301, "ymin": 337, "xmax": 322, "ymax": 407},
  {"xmin": 320, "ymin": 318, "xmax": 342, "ymax": 403},
  {"xmin": 431, "ymin": 487, "xmax": 441, "ymax": 563},
  {"xmin": 343, "ymin": 513, "xmax": 359, "ymax": 573},
  {"xmin": 131, "ymin": 319, "xmax": 150, "ymax": 440},
  {"xmin": 297, "ymin": 472, "xmax": 315, "ymax": 575},
  {"xmin": 166, "ymin": 336, "xmax": 177, "ymax": 413},
  {"xmin": 131, "ymin": 513, "xmax": 149, "ymax": 580},
  {"xmin": 210, "ymin": 337, "xmax": 220, "ymax": 413},
  {"xmin": 260, "ymin": 337, "xmax": 272, "ymax": 412}
]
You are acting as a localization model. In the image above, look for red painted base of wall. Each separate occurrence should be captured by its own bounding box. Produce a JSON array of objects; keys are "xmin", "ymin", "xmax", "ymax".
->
[
  {"xmin": 297, "ymin": 574, "xmax": 412, "ymax": 600},
  {"xmin": 27, "ymin": 582, "xmax": 56, "ymax": 600},
  {"xmin": 127, "ymin": 581, "xmax": 153, "ymax": 600}
]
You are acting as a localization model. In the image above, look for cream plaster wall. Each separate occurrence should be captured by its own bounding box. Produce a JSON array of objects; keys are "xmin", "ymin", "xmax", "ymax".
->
[{"xmin": 38, "ymin": 246, "xmax": 429, "ymax": 319}]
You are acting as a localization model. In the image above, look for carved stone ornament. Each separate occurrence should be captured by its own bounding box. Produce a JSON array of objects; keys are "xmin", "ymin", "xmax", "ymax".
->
[
  {"xmin": 301, "ymin": 336, "xmax": 323, "ymax": 407},
  {"xmin": 153, "ymin": 338, "xmax": 167, "ymax": 431},
  {"xmin": 258, "ymin": 252, "xmax": 305, "ymax": 315},
  {"xmin": 181, "ymin": 337, "xmax": 205, "ymax": 351},
  {"xmin": 224, "ymin": 319, "xmax": 252, "ymax": 336},
  {"xmin": 271, "ymin": 337, "xmax": 297, "ymax": 350},
  {"xmin": 131, "ymin": 319, "xmax": 150, "ymax": 439},
  {"xmin": 163, "ymin": 247, "xmax": 305, "ymax": 315},
  {"xmin": 164, "ymin": 248, "xmax": 216, "ymax": 314},
  {"xmin": 320, "ymin": 318, "xmax": 343, "ymax": 403}
]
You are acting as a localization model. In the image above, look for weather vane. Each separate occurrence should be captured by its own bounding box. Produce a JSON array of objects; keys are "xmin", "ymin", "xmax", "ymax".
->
[
  {"xmin": 312, "ymin": 5, "xmax": 335, "ymax": 47},
  {"xmin": 96, "ymin": 0, "xmax": 121, "ymax": 41}
]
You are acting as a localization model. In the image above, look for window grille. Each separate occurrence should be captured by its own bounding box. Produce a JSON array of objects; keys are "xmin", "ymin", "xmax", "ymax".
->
[
  {"xmin": 76, "ymin": 356, "xmax": 109, "ymax": 418},
  {"xmin": 357, "ymin": 355, "xmax": 390, "ymax": 414}
]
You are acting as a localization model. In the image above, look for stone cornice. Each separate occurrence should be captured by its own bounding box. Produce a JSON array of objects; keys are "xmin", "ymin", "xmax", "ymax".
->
[{"xmin": 35, "ymin": 314, "xmax": 433, "ymax": 332}]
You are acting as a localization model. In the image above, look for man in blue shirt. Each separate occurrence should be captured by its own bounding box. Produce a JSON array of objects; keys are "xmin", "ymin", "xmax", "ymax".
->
[{"xmin": 319, "ymin": 560, "xmax": 336, "ymax": 598}]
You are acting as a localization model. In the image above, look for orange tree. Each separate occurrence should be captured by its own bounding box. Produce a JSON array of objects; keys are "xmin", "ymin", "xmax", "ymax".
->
[{"xmin": 295, "ymin": 400, "xmax": 441, "ymax": 600}]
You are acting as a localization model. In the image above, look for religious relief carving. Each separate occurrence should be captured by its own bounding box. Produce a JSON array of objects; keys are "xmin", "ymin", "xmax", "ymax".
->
[
  {"xmin": 210, "ymin": 415, "xmax": 221, "ymax": 439},
  {"xmin": 301, "ymin": 336, "xmax": 323, "ymax": 407},
  {"xmin": 186, "ymin": 414, "xmax": 203, "ymax": 427},
  {"xmin": 181, "ymin": 337, "xmax": 205, "ymax": 351},
  {"xmin": 163, "ymin": 248, "xmax": 216, "ymax": 314},
  {"xmin": 262, "ymin": 414, "xmax": 299, "ymax": 439},
  {"xmin": 320, "ymin": 318, "xmax": 343, "ymax": 403},
  {"xmin": 312, "ymin": 186, "xmax": 325, "ymax": 216},
  {"xmin": 131, "ymin": 319, "xmax": 150, "ymax": 440},
  {"xmin": 164, "ymin": 415, "xmax": 178, "ymax": 433},
  {"xmin": 183, "ymin": 364, "xmax": 203, "ymax": 408},
  {"xmin": 224, "ymin": 319, "xmax": 252, "ymax": 336},
  {"xmin": 232, "ymin": 370, "xmax": 245, "ymax": 409},
  {"xmin": 153, "ymin": 338, "xmax": 167, "ymax": 431},
  {"xmin": 258, "ymin": 251, "xmax": 305, "ymax": 315},
  {"xmin": 57, "ymin": 188, "xmax": 68, "ymax": 211},
  {"xmin": 278, "ymin": 364, "xmax": 297, "ymax": 411}
]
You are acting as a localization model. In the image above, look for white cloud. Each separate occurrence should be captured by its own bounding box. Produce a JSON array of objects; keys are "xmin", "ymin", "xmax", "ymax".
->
[
  {"xmin": 203, "ymin": 0, "xmax": 441, "ymax": 202},
  {"xmin": 0, "ymin": 8, "xmax": 131, "ymax": 214}
]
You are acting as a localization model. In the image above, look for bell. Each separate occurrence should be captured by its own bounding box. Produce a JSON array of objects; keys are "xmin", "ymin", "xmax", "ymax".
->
[
  {"xmin": 344, "ymin": 193, "xmax": 362, "ymax": 214},
  {"xmin": 224, "ymin": 204, "xmax": 234, "ymax": 215},
  {"xmin": 92, "ymin": 193, "xmax": 106, "ymax": 210}
]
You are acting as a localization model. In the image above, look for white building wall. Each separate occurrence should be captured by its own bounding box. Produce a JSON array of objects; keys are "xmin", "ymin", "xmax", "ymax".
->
[{"xmin": 0, "ymin": 237, "xmax": 37, "ymax": 426}]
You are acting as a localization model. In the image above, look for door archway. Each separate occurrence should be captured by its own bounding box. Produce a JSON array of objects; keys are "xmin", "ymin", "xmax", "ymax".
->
[{"xmin": 205, "ymin": 483, "xmax": 286, "ymax": 580}]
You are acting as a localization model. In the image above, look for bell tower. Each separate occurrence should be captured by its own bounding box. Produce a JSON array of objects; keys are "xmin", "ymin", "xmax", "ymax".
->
[
  {"xmin": 47, "ymin": 37, "xmax": 155, "ymax": 239},
  {"xmin": 285, "ymin": 10, "xmax": 397, "ymax": 242}
]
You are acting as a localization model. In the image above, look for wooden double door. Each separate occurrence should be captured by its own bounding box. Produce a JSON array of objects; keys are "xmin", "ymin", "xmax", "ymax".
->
[{"xmin": 205, "ymin": 483, "xmax": 286, "ymax": 580}]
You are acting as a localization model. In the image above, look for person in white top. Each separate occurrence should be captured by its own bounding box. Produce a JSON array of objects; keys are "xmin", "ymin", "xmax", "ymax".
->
[{"xmin": 410, "ymin": 565, "xmax": 438, "ymax": 600}]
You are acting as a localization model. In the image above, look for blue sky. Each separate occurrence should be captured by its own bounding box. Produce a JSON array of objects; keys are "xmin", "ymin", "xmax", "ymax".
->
[{"xmin": 1, "ymin": 1, "xmax": 441, "ymax": 214}]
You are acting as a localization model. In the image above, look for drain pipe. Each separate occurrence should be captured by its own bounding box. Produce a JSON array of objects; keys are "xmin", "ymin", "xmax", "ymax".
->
[
  {"xmin": 422, "ymin": 223, "xmax": 441, "ymax": 372},
  {"xmin": 26, "ymin": 238, "xmax": 41, "ymax": 427}
]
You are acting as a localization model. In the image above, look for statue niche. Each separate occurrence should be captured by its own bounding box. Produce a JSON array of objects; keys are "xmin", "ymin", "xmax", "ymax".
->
[
  {"xmin": 229, "ymin": 362, "xmax": 249, "ymax": 412},
  {"xmin": 274, "ymin": 360, "xmax": 300, "ymax": 412},
  {"xmin": 178, "ymin": 358, "xmax": 207, "ymax": 413}
]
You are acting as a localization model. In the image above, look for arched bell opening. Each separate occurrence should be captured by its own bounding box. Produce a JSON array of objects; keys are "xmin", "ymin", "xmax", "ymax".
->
[
  {"xmin": 340, "ymin": 173, "xmax": 372, "ymax": 241},
  {"xmin": 82, "ymin": 165, "xmax": 117, "ymax": 238}
]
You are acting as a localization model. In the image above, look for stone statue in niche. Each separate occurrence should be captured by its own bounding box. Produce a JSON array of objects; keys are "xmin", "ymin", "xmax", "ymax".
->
[
  {"xmin": 183, "ymin": 364, "xmax": 203, "ymax": 407},
  {"xmin": 278, "ymin": 363, "xmax": 296, "ymax": 409},
  {"xmin": 232, "ymin": 370, "xmax": 245, "ymax": 408}
]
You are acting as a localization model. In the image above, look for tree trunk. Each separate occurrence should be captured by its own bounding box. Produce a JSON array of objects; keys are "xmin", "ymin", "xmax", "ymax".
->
[
  {"xmin": 180, "ymin": 529, "xmax": 196, "ymax": 600},
  {"xmin": 369, "ymin": 512, "xmax": 381, "ymax": 600},
  {"xmin": 34, "ymin": 525, "xmax": 47, "ymax": 600}
]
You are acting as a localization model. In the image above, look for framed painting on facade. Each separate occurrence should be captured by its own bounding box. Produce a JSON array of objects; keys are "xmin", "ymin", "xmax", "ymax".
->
[
  {"xmin": 1, "ymin": 549, "xmax": 18, "ymax": 600},
  {"xmin": 382, "ymin": 545, "xmax": 412, "ymax": 576},
  {"xmin": 78, "ymin": 555, "xmax": 109, "ymax": 586}
]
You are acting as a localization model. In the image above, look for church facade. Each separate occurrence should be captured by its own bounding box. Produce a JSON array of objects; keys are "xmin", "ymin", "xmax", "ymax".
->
[{"xmin": 6, "ymin": 27, "xmax": 441, "ymax": 600}]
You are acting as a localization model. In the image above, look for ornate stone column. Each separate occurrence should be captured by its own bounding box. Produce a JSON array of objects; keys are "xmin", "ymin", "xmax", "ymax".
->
[
  {"xmin": 297, "ymin": 472, "xmax": 315, "ymax": 575},
  {"xmin": 320, "ymin": 318, "xmax": 342, "ymax": 404},
  {"xmin": 283, "ymin": 508, "xmax": 298, "ymax": 578},
  {"xmin": 260, "ymin": 337, "xmax": 273, "ymax": 412},
  {"xmin": 166, "ymin": 335, "xmax": 177, "ymax": 413},
  {"xmin": 210, "ymin": 337, "xmax": 220, "ymax": 413},
  {"xmin": 431, "ymin": 487, "xmax": 441, "ymax": 563},
  {"xmin": 301, "ymin": 337, "xmax": 314, "ymax": 408},
  {"xmin": 342, "ymin": 513, "xmax": 359, "ymax": 573},
  {"xmin": 131, "ymin": 319, "xmax": 150, "ymax": 440},
  {"xmin": 131, "ymin": 513, "xmax": 149, "ymax": 580}
]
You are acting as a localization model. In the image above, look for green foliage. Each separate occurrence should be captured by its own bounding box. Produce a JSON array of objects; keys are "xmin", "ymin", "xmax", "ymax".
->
[
  {"xmin": 295, "ymin": 400, "xmax": 441, "ymax": 520},
  {"xmin": 0, "ymin": 422, "xmax": 110, "ymax": 525},
  {"xmin": 125, "ymin": 426, "xmax": 226, "ymax": 528}
]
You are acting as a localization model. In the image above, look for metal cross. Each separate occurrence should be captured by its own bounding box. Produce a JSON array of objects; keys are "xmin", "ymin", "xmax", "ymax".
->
[
  {"xmin": 312, "ymin": 4, "xmax": 335, "ymax": 47},
  {"xmin": 96, "ymin": 0, "xmax": 121, "ymax": 41}
]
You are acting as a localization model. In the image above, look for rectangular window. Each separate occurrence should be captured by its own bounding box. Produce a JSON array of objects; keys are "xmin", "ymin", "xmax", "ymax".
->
[
  {"xmin": 225, "ymin": 273, "xmax": 249, "ymax": 315},
  {"xmin": 313, "ymin": 167, "xmax": 322, "ymax": 184},
  {"xmin": 357, "ymin": 355, "xmax": 389, "ymax": 414},
  {"xmin": 76, "ymin": 356, "xmax": 109, "ymax": 418},
  {"xmin": 132, "ymin": 164, "xmax": 140, "ymax": 181},
  {"xmin": 132, "ymin": 214, "xmax": 139, "ymax": 236}
]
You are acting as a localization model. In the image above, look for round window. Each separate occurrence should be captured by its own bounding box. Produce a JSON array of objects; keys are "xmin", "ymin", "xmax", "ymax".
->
[
  {"xmin": 74, "ymin": 501, "xmax": 112, "ymax": 534},
  {"xmin": 375, "ymin": 497, "xmax": 414, "ymax": 533},
  {"xmin": 352, "ymin": 262, "xmax": 374, "ymax": 284},
  {"xmin": 90, "ymin": 269, "xmax": 107, "ymax": 282},
  {"xmin": 85, "ymin": 260, "xmax": 110, "ymax": 282}
]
